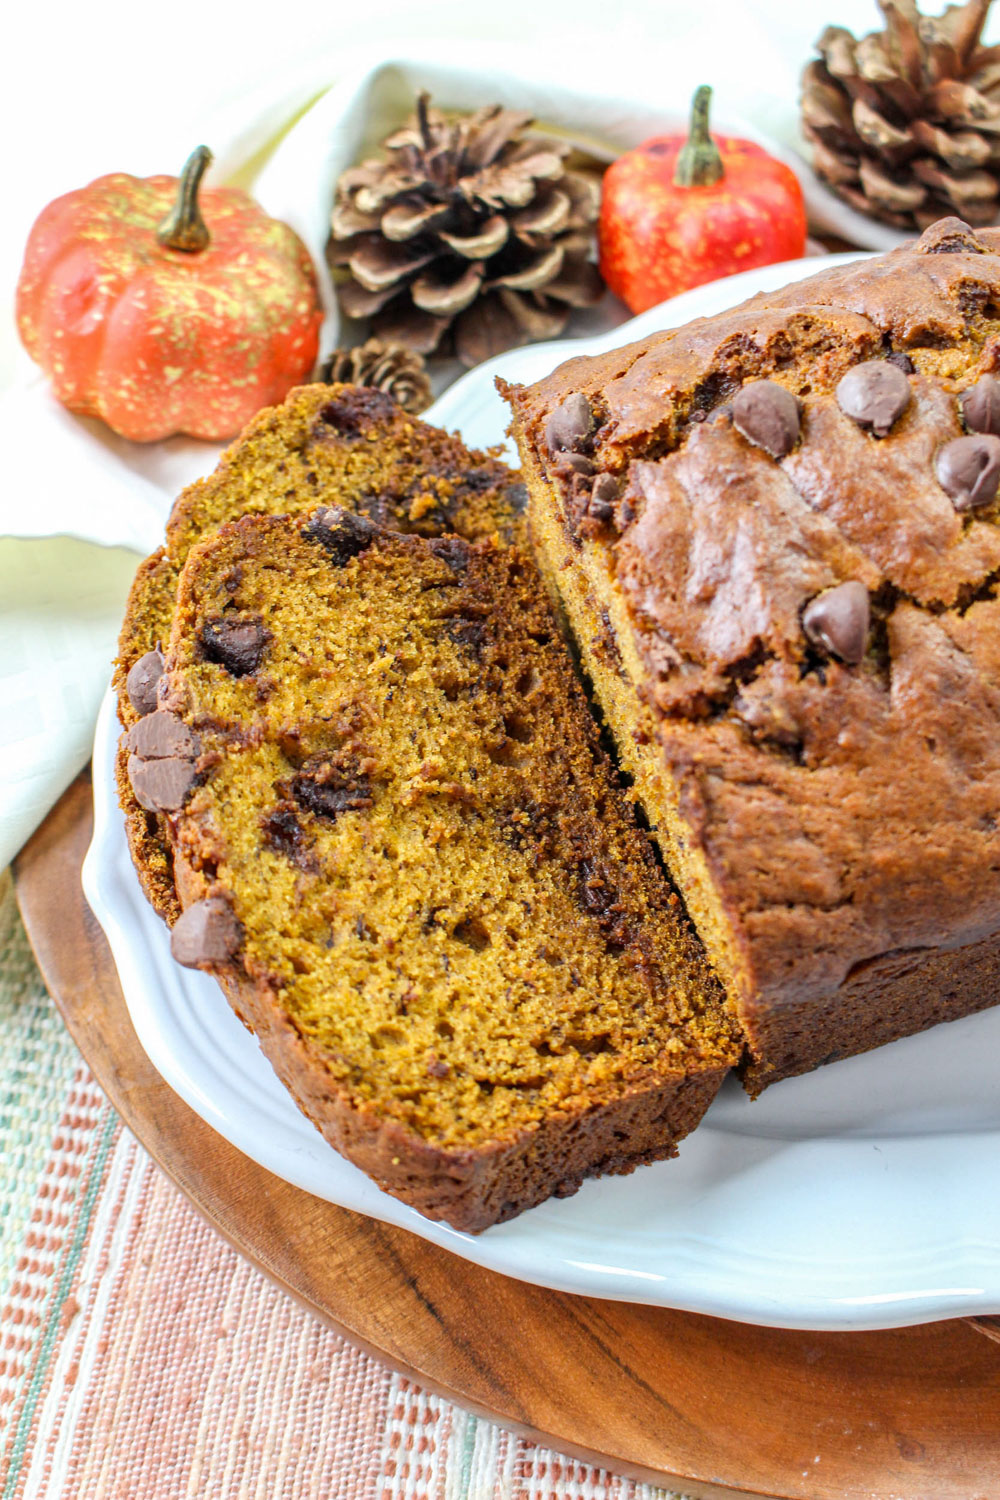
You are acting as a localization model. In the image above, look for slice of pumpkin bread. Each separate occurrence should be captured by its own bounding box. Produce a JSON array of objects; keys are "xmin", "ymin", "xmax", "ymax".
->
[
  {"xmin": 114, "ymin": 382, "xmax": 528, "ymax": 920},
  {"xmin": 129, "ymin": 508, "xmax": 737, "ymax": 1230}
]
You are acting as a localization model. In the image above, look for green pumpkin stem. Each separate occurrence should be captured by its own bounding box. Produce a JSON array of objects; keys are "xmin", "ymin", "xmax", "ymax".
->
[
  {"xmin": 674, "ymin": 86, "xmax": 724, "ymax": 188},
  {"xmin": 157, "ymin": 146, "xmax": 214, "ymax": 253}
]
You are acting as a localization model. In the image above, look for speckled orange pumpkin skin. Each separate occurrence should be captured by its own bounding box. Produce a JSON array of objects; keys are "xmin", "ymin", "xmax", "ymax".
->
[
  {"xmin": 16, "ymin": 172, "xmax": 323, "ymax": 442},
  {"xmin": 599, "ymin": 136, "xmax": 806, "ymax": 315}
]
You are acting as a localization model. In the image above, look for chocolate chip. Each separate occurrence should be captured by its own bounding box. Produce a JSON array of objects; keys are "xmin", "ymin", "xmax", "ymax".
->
[
  {"xmin": 591, "ymin": 473, "xmax": 618, "ymax": 506},
  {"xmin": 447, "ymin": 616, "xmax": 488, "ymax": 656},
  {"xmin": 802, "ymin": 582, "xmax": 870, "ymax": 665},
  {"xmin": 293, "ymin": 772, "xmax": 373, "ymax": 820},
  {"xmin": 554, "ymin": 451, "xmax": 595, "ymax": 477},
  {"xmin": 304, "ymin": 506, "xmax": 379, "ymax": 566},
  {"xmin": 960, "ymin": 375, "xmax": 1000, "ymax": 437},
  {"xmin": 544, "ymin": 393, "xmax": 593, "ymax": 455},
  {"xmin": 318, "ymin": 387, "xmax": 397, "ymax": 437},
  {"xmin": 503, "ymin": 481, "xmax": 528, "ymax": 513},
  {"xmin": 885, "ymin": 350, "xmax": 915, "ymax": 375},
  {"xmin": 124, "ymin": 710, "xmax": 201, "ymax": 813},
  {"xmin": 127, "ymin": 752, "xmax": 199, "ymax": 813},
  {"xmin": 125, "ymin": 649, "xmax": 164, "ymax": 717},
  {"xmin": 201, "ymin": 618, "xmax": 268, "ymax": 677},
  {"xmin": 170, "ymin": 896, "xmax": 241, "ymax": 969},
  {"xmin": 835, "ymin": 361, "xmax": 911, "ymax": 437},
  {"xmin": 936, "ymin": 434, "xmax": 1000, "ymax": 511},
  {"xmin": 124, "ymin": 709, "xmax": 199, "ymax": 762},
  {"xmin": 429, "ymin": 537, "xmax": 471, "ymax": 572},
  {"xmin": 731, "ymin": 380, "xmax": 801, "ymax": 458},
  {"xmin": 261, "ymin": 802, "xmax": 309, "ymax": 864}
]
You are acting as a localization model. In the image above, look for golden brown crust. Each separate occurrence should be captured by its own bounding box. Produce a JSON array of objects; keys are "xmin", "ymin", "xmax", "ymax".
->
[{"xmin": 506, "ymin": 217, "xmax": 1000, "ymax": 1087}]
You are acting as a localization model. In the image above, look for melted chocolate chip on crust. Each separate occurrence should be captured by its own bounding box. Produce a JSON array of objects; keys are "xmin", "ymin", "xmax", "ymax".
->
[
  {"xmin": 731, "ymin": 380, "xmax": 801, "ymax": 458},
  {"xmin": 961, "ymin": 375, "xmax": 1000, "ymax": 437},
  {"xmin": 936, "ymin": 434, "xmax": 1000, "ymax": 511},
  {"xmin": 544, "ymin": 393, "xmax": 594, "ymax": 455},
  {"xmin": 170, "ymin": 896, "xmax": 241, "ymax": 969},
  {"xmin": 835, "ymin": 361, "xmax": 911, "ymax": 437},
  {"xmin": 126, "ymin": 648, "xmax": 164, "ymax": 717},
  {"xmin": 802, "ymin": 582, "xmax": 870, "ymax": 665},
  {"xmin": 304, "ymin": 506, "xmax": 380, "ymax": 566}
]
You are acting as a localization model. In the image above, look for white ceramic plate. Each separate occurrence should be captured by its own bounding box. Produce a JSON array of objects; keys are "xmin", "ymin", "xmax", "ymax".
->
[{"xmin": 83, "ymin": 257, "xmax": 1000, "ymax": 1332}]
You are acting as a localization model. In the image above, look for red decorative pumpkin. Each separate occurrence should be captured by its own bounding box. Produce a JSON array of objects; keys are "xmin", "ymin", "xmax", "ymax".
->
[
  {"xmin": 599, "ymin": 87, "xmax": 807, "ymax": 315},
  {"xmin": 16, "ymin": 147, "xmax": 323, "ymax": 442}
]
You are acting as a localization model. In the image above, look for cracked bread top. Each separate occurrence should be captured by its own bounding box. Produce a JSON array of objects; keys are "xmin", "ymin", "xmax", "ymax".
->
[{"xmin": 504, "ymin": 218, "xmax": 1000, "ymax": 1011}]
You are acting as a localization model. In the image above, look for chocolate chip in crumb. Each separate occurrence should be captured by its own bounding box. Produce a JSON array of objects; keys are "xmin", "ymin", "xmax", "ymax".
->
[
  {"xmin": 732, "ymin": 380, "xmax": 801, "ymax": 458},
  {"xmin": 802, "ymin": 582, "xmax": 870, "ymax": 665},
  {"xmin": 125, "ymin": 648, "xmax": 164, "ymax": 717},
  {"xmin": 936, "ymin": 433, "xmax": 1000, "ymax": 510},
  {"xmin": 885, "ymin": 350, "xmax": 915, "ymax": 375},
  {"xmin": 318, "ymin": 387, "xmax": 397, "ymax": 437},
  {"xmin": 960, "ymin": 375, "xmax": 1000, "ymax": 437},
  {"xmin": 170, "ymin": 896, "xmax": 241, "ymax": 969},
  {"xmin": 503, "ymin": 481, "xmax": 528, "ymax": 513},
  {"xmin": 835, "ymin": 361, "xmax": 911, "ymax": 437},
  {"xmin": 304, "ymin": 506, "xmax": 379, "ymax": 566},
  {"xmin": 293, "ymin": 773, "xmax": 373, "ymax": 820},
  {"xmin": 201, "ymin": 618, "xmax": 268, "ymax": 677},
  {"xmin": 544, "ymin": 392, "xmax": 594, "ymax": 455},
  {"xmin": 428, "ymin": 537, "xmax": 471, "ymax": 572}
]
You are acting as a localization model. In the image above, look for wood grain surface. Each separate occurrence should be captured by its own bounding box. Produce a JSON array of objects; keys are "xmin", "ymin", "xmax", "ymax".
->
[{"xmin": 13, "ymin": 774, "xmax": 1000, "ymax": 1500}]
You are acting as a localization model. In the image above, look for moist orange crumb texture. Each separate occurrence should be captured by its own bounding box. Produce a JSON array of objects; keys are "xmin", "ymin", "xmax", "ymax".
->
[
  {"xmin": 113, "ymin": 382, "xmax": 528, "ymax": 921},
  {"xmin": 115, "ymin": 382, "xmax": 527, "ymax": 706},
  {"xmin": 162, "ymin": 517, "xmax": 737, "ymax": 1151}
]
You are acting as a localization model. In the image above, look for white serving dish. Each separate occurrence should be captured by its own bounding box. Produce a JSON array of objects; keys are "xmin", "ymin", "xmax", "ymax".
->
[{"xmin": 84, "ymin": 256, "xmax": 1000, "ymax": 1334}]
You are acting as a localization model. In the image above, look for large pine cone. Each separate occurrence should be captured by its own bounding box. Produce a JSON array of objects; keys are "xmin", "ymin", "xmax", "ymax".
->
[
  {"xmin": 328, "ymin": 93, "xmax": 603, "ymax": 366},
  {"xmin": 801, "ymin": 0, "xmax": 1000, "ymax": 229}
]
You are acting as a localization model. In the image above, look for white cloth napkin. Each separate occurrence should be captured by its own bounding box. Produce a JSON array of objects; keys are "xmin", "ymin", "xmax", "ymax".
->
[{"xmin": 0, "ymin": 21, "xmax": 967, "ymax": 866}]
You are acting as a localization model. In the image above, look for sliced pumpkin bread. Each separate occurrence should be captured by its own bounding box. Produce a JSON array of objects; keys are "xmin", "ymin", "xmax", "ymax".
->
[
  {"xmin": 123, "ymin": 507, "xmax": 738, "ymax": 1230},
  {"xmin": 114, "ymin": 382, "xmax": 528, "ymax": 919}
]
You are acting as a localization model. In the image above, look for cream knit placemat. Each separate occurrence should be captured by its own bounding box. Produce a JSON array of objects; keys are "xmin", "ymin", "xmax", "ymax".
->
[{"xmin": 0, "ymin": 870, "xmax": 692, "ymax": 1500}]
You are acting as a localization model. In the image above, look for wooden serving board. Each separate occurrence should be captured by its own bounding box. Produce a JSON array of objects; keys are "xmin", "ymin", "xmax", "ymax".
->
[{"xmin": 14, "ymin": 774, "xmax": 1000, "ymax": 1500}]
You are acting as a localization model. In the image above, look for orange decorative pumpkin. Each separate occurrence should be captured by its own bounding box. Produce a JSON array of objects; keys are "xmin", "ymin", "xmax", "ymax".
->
[
  {"xmin": 599, "ymin": 87, "xmax": 806, "ymax": 314},
  {"xmin": 16, "ymin": 147, "xmax": 323, "ymax": 442}
]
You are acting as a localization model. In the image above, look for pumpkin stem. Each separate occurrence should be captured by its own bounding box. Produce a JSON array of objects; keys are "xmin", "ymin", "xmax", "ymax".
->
[
  {"xmin": 674, "ymin": 86, "xmax": 724, "ymax": 188},
  {"xmin": 157, "ymin": 146, "xmax": 213, "ymax": 253}
]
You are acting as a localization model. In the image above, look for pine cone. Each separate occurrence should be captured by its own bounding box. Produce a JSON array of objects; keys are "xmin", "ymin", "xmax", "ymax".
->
[
  {"xmin": 320, "ymin": 338, "xmax": 433, "ymax": 415},
  {"xmin": 328, "ymin": 92, "xmax": 603, "ymax": 366},
  {"xmin": 801, "ymin": 0, "xmax": 1000, "ymax": 229}
]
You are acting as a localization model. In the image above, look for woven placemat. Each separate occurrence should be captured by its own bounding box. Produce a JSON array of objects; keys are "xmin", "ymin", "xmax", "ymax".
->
[{"xmin": 0, "ymin": 869, "xmax": 691, "ymax": 1500}]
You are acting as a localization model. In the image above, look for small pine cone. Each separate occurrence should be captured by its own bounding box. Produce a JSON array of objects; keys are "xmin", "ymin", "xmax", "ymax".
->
[
  {"xmin": 328, "ymin": 91, "xmax": 604, "ymax": 367},
  {"xmin": 321, "ymin": 338, "xmax": 433, "ymax": 415},
  {"xmin": 801, "ymin": 0, "xmax": 1000, "ymax": 230}
]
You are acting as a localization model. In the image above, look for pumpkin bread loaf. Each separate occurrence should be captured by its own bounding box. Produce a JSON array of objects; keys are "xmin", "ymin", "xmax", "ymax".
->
[
  {"xmin": 504, "ymin": 217, "xmax": 1000, "ymax": 1093},
  {"xmin": 124, "ymin": 509, "xmax": 738, "ymax": 1230},
  {"xmin": 115, "ymin": 382, "xmax": 528, "ymax": 920}
]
